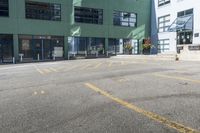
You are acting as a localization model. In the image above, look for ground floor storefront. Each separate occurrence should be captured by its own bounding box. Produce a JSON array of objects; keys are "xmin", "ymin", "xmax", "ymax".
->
[{"xmin": 0, "ymin": 34, "xmax": 141, "ymax": 64}]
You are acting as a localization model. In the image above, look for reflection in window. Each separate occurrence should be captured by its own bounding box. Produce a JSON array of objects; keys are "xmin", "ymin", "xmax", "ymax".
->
[
  {"xmin": 19, "ymin": 35, "xmax": 64, "ymax": 61},
  {"xmin": 158, "ymin": 39, "xmax": 170, "ymax": 53},
  {"xmin": 158, "ymin": 15, "xmax": 170, "ymax": 32},
  {"xmin": 158, "ymin": 0, "xmax": 170, "ymax": 7},
  {"xmin": 74, "ymin": 6, "xmax": 103, "ymax": 24},
  {"xmin": 0, "ymin": 0, "xmax": 9, "ymax": 17},
  {"xmin": 113, "ymin": 11, "xmax": 137, "ymax": 27},
  {"xmin": 25, "ymin": 1, "xmax": 61, "ymax": 21}
]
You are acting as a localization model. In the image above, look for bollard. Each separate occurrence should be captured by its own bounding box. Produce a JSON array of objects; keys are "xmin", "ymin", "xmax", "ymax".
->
[
  {"xmin": 13, "ymin": 57, "xmax": 15, "ymax": 64},
  {"xmin": 37, "ymin": 54, "xmax": 40, "ymax": 61}
]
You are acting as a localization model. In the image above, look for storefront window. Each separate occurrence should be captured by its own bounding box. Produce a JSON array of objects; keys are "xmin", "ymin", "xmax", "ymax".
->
[
  {"xmin": 19, "ymin": 35, "xmax": 64, "ymax": 62},
  {"xmin": 0, "ymin": 34, "xmax": 13, "ymax": 63},
  {"xmin": 68, "ymin": 37, "xmax": 105, "ymax": 56}
]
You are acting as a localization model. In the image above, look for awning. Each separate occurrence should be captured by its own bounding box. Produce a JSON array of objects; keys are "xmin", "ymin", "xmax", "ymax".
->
[{"xmin": 168, "ymin": 15, "xmax": 193, "ymax": 32}]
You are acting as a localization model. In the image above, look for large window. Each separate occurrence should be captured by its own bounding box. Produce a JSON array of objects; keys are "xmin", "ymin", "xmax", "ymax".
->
[
  {"xmin": 68, "ymin": 37, "xmax": 105, "ymax": 56},
  {"xmin": 74, "ymin": 7, "xmax": 103, "ymax": 24},
  {"xmin": 113, "ymin": 11, "xmax": 137, "ymax": 27},
  {"xmin": 158, "ymin": 15, "xmax": 170, "ymax": 32},
  {"xmin": 19, "ymin": 35, "xmax": 64, "ymax": 61},
  {"xmin": 0, "ymin": 0, "xmax": 9, "ymax": 17},
  {"xmin": 158, "ymin": 39, "xmax": 170, "ymax": 53},
  {"xmin": 25, "ymin": 1, "xmax": 61, "ymax": 21},
  {"xmin": 158, "ymin": 0, "xmax": 170, "ymax": 7},
  {"xmin": 0, "ymin": 34, "xmax": 13, "ymax": 63}
]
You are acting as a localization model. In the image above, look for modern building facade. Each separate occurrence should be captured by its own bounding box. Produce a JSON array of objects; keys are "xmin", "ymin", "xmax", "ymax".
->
[
  {"xmin": 152, "ymin": 0, "xmax": 200, "ymax": 54},
  {"xmin": 0, "ymin": 0, "xmax": 151, "ymax": 63}
]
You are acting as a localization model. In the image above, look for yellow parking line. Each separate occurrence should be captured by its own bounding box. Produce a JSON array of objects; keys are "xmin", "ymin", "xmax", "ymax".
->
[
  {"xmin": 43, "ymin": 68, "xmax": 51, "ymax": 73},
  {"xmin": 108, "ymin": 62, "xmax": 113, "ymax": 67},
  {"xmin": 81, "ymin": 64, "xmax": 91, "ymax": 70},
  {"xmin": 84, "ymin": 83, "xmax": 199, "ymax": 133},
  {"xmin": 153, "ymin": 73, "xmax": 200, "ymax": 84},
  {"xmin": 94, "ymin": 63, "xmax": 103, "ymax": 69},
  {"xmin": 49, "ymin": 67, "xmax": 58, "ymax": 72},
  {"xmin": 34, "ymin": 65, "xmax": 45, "ymax": 75},
  {"xmin": 121, "ymin": 61, "xmax": 125, "ymax": 65}
]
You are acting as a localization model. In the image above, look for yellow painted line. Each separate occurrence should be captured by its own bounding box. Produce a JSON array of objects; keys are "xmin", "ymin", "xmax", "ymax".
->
[
  {"xmin": 34, "ymin": 65, "xmax": 45, "ymax": 75},
  {"xmin": 93, "ymin": 63, "xmax": 103, "ymax": 69},
  {"xmin": 84, "ymin": 83, "xmax": 199, "ymax": 133},
  {"xmin": 80, "ymin": 64, "xmax": 91, "ymax": 70},
  {"xmin": 121, "ymin": 61, "xmax": 125, "ymax": 65},
  {"xmin": 49, "ymin": 67, "xmax": 58, "ymax": 72},
  {"xmin": 43, "ymin": 68, "xmax": 51, "ymax": 73},
  {"xmin": 108, "ymin": 62, "xmax": 113, "ymax": 67},
  {"xmin": 153, "ymin": 73, "xmax": 200, "ymax": 84}
]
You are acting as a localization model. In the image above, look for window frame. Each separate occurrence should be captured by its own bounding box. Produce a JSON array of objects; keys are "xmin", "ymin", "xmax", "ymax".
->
[
  {"xmin": 113, "ymin": 10, "xmax": 137, "ymax": 28},
  {"xmin": 25, "ymin": 0, "xmax": 62, "ymax": 21},
  {"xmin": 158, "ymin": 14, "xmax": 170, "ymax": 33},
  {"xmin": 158, "ymin": 39, "xmax": 170, "ymax": 53},
  {"xmin": 0, "ymin": 0, "xmax": 9, "ymax": 17},
  {"xmin": 158, "ymin": 0, "xmax": 170, "ymax": 7},
  {"xmin": 74, "ymin": 6, "xmax": 103, "ymax": 25}
]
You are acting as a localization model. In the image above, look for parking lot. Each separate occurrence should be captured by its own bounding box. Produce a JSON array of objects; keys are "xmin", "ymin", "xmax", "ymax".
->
[{"xmin": 0, "ymin": 58, "xmax": 200, "ymax": 133}]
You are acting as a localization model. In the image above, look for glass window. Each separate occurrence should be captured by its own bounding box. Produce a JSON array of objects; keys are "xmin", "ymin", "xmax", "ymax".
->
[
  {"xmin": 158, "ymin": 0, "xmax": 170, "ymax": 7},
  {"xmin": 177, "ymin": 9, "xmax": 193, "ymax": 17},
  {"xmin": 158, "ymin": 14, "xmax": 170, "ymax": 32},
  {"xmin": 25, "ymin": 1, "xmax": 61, "ymax": 21},
  {"xmin": 19, "ymin": 35, "xmax": 64, "ymax": 61},
  {"xmin": 0, "ymin": 34, "xmax": 13, "ymax": 63},
  {"xmin": 0, "ymin": 0, "xmax": 9, "ymax": 17},
  {"xmin": 74, "ymin": 6, "xmax": 103, "ymax": 24},
  {"xmin": 68, "ymin": 37, "xmax": 105, "ymax": 56},
  {"xmin": 158, "ymin": 39, "xmax": 170, "ymax": 53},
  {"xmin": 113, "ymin": 11, "xmax": 137, "ymax": 27}
]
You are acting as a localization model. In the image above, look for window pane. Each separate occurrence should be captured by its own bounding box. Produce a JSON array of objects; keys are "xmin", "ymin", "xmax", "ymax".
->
[
  {"xmin": 0, "ymin": 0, "xmax": 9, "ymax": 17},
  {"xmin": 113, "ymin": 11, "xmax": 137, "ymax": 27},
  {"xmin": 25, "ymin": 1, "xmax": 61, "ymax": 21},
  {"xmin": 74, "ymin": 6, "xmax": 103, "ymax": 24}
]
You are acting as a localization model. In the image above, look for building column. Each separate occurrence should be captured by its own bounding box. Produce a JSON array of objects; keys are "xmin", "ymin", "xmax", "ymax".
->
[
  {"xmin": 13, "ymin": 34, "xmax": 19, "ymax": 63},
  {"xmin": 64, "ymin": 36, "xmax": 69, "ymax": 60},
  {"xmin": 105, "ymin": 38, "xmax": 108, "ymax": 56}
]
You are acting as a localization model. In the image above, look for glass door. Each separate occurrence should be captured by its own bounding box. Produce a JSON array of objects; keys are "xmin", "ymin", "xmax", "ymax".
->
[
  {"xmin": 33, "ymin": 39, "xmax": 43, "ymax": 60},
  {"xmin": 177, "ymin": 31, "xmax": 193, "ymax": 45}
]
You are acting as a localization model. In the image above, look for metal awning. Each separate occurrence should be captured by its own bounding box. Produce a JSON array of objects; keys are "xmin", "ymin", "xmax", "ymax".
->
[{"xmin": 168, "ymin": 15, "xmax": 193, "ymax": 32}]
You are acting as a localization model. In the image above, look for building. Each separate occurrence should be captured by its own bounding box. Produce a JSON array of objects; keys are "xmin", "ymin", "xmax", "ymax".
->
[
  {"xmin": 152, "ymin": 0, "xmax": 200, "ymax": 57},
  {"xmin": 0, "ymin": 0, "xmax": 151, "ymax": 64}
]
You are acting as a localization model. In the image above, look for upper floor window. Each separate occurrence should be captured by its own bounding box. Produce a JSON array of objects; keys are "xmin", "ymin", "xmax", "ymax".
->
[
  {"xmin": 158, "ymin": 14, "xmax": 170, "ymax": 32},
  {"xmin": 0, "ymin": 0, "xmax": 9, "ymax": 17},
  {"xmin": 74, "ymin": 6, "xmax": 103, "ymax": 24},
  {"xmin": 158, "ymin": 0, "xmax": 170, "ymax": 7},
  {"xmin": 177, "ymin": 9, "xmax": 193, "ymax": 17},
  {"xmin": 113, "ymin": 11, "xmax": 137, "ymax": 27},
  {"xmin": 25, "ymin": 1, "xmax": 61, "ymax": 21}
]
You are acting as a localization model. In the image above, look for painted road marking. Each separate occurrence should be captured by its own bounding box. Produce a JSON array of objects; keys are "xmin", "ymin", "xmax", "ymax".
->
[
  {"xmin": 108, "ymin": 62, "xmax": 113, "ymax": 67},
  {"xmin": 84, "ymin": 83, "xmax": 199, "ymax": 133},
  {"xmin": 94, "ymin": 63, "xmax": 103, "ymax": 69},
  {"xmin": 34, "ymin": 65, "xmax": 45, "ymax": 75},
  {"xmin": 81, "ymin": 64, "xmax": 91, "ymax": 70},
  {"xmin": 153, "ymin": 73, "xmax": 200, "ymax": 84},
  {"xmin": 43, "ymin": 68, "xmax": 52, "ymax": 74},
  {"xmin": 49, "ymin": 67, "xmax": 58, "ymax": 72}
]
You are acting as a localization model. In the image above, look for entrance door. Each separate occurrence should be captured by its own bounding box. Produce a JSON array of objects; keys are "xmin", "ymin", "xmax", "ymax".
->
[
  {"xmin": 0, "ymin": 35, "xmax": 13, "ymax": 63},
  {"xmin": 33, "ymin": 39, "xmax": 43, "ymax": 60},
  {"xmin": 177, "ymin": 31, "xmax": 193, "ymax": 45}
]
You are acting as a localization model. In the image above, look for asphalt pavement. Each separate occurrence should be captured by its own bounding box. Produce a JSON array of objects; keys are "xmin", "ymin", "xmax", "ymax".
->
[{"xmin": 0, "ymin": 58, "xmax": 200, "ymax": 133}]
